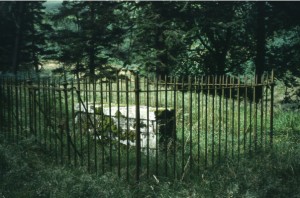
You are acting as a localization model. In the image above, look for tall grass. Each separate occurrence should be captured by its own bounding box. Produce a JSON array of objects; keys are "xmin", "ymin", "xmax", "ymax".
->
[{"xmin": 1, "ymin": 107, "xmax": 299, "ymax": 197}]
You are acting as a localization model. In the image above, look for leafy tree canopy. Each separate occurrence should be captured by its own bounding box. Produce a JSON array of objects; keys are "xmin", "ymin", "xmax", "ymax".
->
[{"xmin": 0, "ymin": 1, "xmax": 299, "ymax": 83}]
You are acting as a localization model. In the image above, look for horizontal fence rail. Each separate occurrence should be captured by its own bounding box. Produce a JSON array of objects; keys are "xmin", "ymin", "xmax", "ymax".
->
[{"xmin": 0, "ymin": 72, "xmax": 274, "ymax": 182}]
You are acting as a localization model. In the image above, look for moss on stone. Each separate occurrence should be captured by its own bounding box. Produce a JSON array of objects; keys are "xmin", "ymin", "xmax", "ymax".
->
[
  {"xmin": 114, "ymin": 110, "xmax": 125, "ymax": 118},
  {"xmin": 94, "ymin": 106, "xmax": 103, "ymax": 114}
]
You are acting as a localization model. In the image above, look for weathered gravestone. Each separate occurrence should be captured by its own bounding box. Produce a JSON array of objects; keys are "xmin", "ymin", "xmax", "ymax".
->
[{"xmin": 74, "ymin": 103, "xmax": 175, "ymax": 150}]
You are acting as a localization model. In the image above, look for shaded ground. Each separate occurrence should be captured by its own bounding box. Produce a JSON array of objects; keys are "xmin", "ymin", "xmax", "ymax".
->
[{"xmin": 0, "ymin": 129, "xmax": 299, "ymax": 198}]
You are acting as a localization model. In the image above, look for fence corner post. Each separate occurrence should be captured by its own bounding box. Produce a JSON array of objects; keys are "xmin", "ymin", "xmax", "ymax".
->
[{"xmin": 63, "ymin": 80, "xmax": 71, "ymax": 164}]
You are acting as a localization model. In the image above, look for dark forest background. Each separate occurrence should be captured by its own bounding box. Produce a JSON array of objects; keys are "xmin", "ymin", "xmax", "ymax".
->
[{"xmin": 0, "ymin": 1, "xmax": 300, "ymax": 84}]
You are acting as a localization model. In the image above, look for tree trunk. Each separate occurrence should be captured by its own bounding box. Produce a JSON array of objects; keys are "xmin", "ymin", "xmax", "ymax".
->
[
  {"xmin": 12, "ymin": 2, "xmax": 24, "ymax": 74},
  {"xmin": 255, "ymin": 1, "xmax": 266, "ymax": 102},
  {"xmin": 155, "ymin": 28, "xmax": 169, "ymax": 77},
  {"xmin": 88, "ymin": 3, "xmax": 96, "ymax": 79}
]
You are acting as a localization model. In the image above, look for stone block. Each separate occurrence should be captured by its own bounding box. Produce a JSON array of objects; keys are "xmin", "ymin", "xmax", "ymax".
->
[{"xmin": 74, "ymin": 103, "xmax": 175, "ymax": 150}]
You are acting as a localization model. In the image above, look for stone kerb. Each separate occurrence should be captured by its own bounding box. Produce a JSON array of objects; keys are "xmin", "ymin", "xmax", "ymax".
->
[{"xmin": 74, "ymin": 103, "xmax": 175, "ymax": 150}]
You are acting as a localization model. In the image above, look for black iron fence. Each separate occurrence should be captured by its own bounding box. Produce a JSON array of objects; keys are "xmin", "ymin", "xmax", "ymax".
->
[{"xmin": 0, "ymin": 72, "xmax": 274, "ymax": 182}]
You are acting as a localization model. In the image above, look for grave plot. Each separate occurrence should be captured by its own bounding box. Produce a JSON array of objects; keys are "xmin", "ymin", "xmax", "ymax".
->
[{"xmin": 74, "ymin": 103, "xmax": 175, "ymax": 150}]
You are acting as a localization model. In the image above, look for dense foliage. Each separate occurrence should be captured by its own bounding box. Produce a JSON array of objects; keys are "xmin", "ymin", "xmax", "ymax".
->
[
  {"xmin": 0, "ymin": 1, "xmax": 299, "ymax": 80},
  {"xmin": 0, "ymin": 1, "xmax": 52, "ymax": 73}
]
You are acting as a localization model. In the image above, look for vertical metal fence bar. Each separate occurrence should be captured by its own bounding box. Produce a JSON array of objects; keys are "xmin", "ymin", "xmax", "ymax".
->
[
  {"xmin": 14, "ymin": 79, "xmax": 17, "ymax": 142},
  {"xmin": 14, "ymin": 79, "xmax": 17, "ymax": 141},
  {"xmin": 53, "ymin": 80, "xmax": 58, "ymax": 164},
  {"xmin": 201, "ymin": 76, "xmax": 204, "ymax": 163},
  {"xmin": 34, "ymin": 82, "xmax": 38, "ymax": 143},
  {"xmin": 38, "ymin": 78, "xmax": 42, "ymax": 146},
  {"xmin": 11, "ymin": 78, "xmax": 14, "ymax": 142},
  {"xmin": 63, "ymin": 81, "xmax": 71, "ymax": 165},
  {"xmin": 2, "ymin": 79, "xmax": 6, "ymax": 138},
  {"xmin": 8, "ymin": 78, "xmax": 12, "ymax": 142},
  {"xmin": 15, "ymin": 78, "xmax": 19, "ymax": 144},
  {"xmin": 181, "ymin": 77, "xmax": 185, "ymax": 173},
  {"xmin": 11, "ymin": 78, "xmax": 14, "ymax": 141},
  {"xmin": 105, "ymin": 79, "xmax": 108, "ymax": 104},
  {"xmin": 146, "ymin": 74, "xmax": 150, "ymax": 179},
  {"xmin": 173, "ymin": 77, "xmax": 177, "ymax": 178},
  {"xmin": 120, "ymin": 76, "xmax": 123, "ymax": 104},
  {"xmin": 117, "ymin": 74, "xmax": 121, "ymax": 177},
  {"xmin": 58, "ymin": 81, "xmax": 64, "ymax": 165},
  {"xmin": 265, "ymin": 74, "xmax": 269, "ymax": 148},
  {"xmin": 1, "ymin": 78, "xmax": 4, "ymax": 135},
  {"xmin": 237, "ymin": 77, "xmax": 240, "ymax": 161},
  {"xmin": 99, "ymin": 79, "xmax": 104, "ymax": 174},
  {"xmin": 231, "ymin": 77, "xmax": 234, "ymax": 159},
  {"xmin": 19, "ymin": 79, "xmax": 23, "ymax": 140},
  {"xmin": 159, "ymin": 76, "xmax": 162, "ymax": 106},
  {"xmin": 260, "ymin": 75, "xmax": 264, "ymax": 149},
  {"xmin": 48, "ymin": 79, "xmax": 53, "ymax": 152},
  {"xmin": 188, "ymin": 76, "xmax": 193, "ymax": 173},
  {"xmin": 93, "ymin": 79, "xmax": 97, "ymax": 173},
  {"xmin": 10, "ymin": 79, "xmax": 13, "ymax": 141},
  {"xmin": 18, "ymin": 79, "xmax": 25, "ymax": 139},
  {"xmin": 264, "ymin": 74, "xmax": 268, "ymax": 149},
  {"xmin": 89, "ymin": 80, "xmax": 91, "ymax": 104},
  {"xmin": 5, "ymin": 77, "xmax": 12, "ymax": 142},
  {"xmin": 225, "ymin": 76, "xmax": 228, "ymax": 159},
  {"xmin": 4, "ymin": 79, "xmax": 6, "ymax": 136},
  {"xmin": 0, "ymin": 79, "xmax": 3, "ymax": 136},
  {"xmin": 71, "ymin": 80, "xmax": 77, "ymax": 166},
  {"xmin": 47, "ymin": 79, "xmax": 52, "ymax": 152},
  {"xmin": 125, "ymin": 77, "xmax": 129, "ymax": 180},
  {"xmin": 144, "ymin": 74, "xmax": 146, "ymax": 105},
  {"xmin": 155, "ymin": 76, "xmax": 159, "ymax": 175},
  {"xmin": 85, "ymin": 78, "xmax": 91, "ymax": 171},
  {"xmin": 218, "ymin": 76, "xmax": 222, "ymax": 163},
  {"xmin": 4, "ymin": 78, "xmax": 7, "ymax": 138},
  {"xmin": 205, "ymin": 76, "xmax": 208, "ymax": 167},
  {"xmin": 77, "ymin": 80, "xmax": 83, "ymax": 167},
  {"xmin": 4, "ymin": 78, "xmax": 6, "ymax": 136},
  {"xmin": 265, "ymin": 75, "xmax": 268, "ymax": 148},
  {"xmin": 249, "ymin": 79, "xmax": 253, "ymax": 156},
  {"xmin": 6, "ymin": 78, "xmax": 19, "ymax": 142},
  {"xmin": 108, "ymin": 78, "xmax": 112, "ymax": 172},
  {"xmin": 165, "ymin": 75, "xmax": 168, "ymax": 177},
  {"xmin": 197, "ymin": 77, "xmax": 201, "ymax": 174},
  {"xmin": 212, "ymin": 76, "xmax": 215, "ymax": 165},
  {"xmin": 9, "ymin": 77, "xmax": 15, "ymax": 142},
  {"xmin": 43, "ymin": 79, "xmax": 47, "ymax": 150},
  {"xmin": 0, "ymin": 78, "xmax": 2, "ymax": 136},
  {"xmin": 40, "ymin": 79, "xmax": 44, "ymax": 148},
  {"xmin": 13, "ymin": 78, "xmax": 16, "ymax": 142},
  {"xmin": 270, "ymin": 70, "xmax": 274, "ymax": 147},
  {"xmin": 24, "ymin": 80, "xmax": 28, "ymax": 139},
  {"xmin": 135, "ymin": 74, "xmax": 141, "ymax": 182},
  {"xmin": 46, "ymin": 79, "xmax": 51, "ymax": 150},
  {"xmin": 5, "ymin": 79, "xmax": 12, "ymax": 140},
  {"xmin": 244, "ymin": 77, "xmax": 248, "ymax": 153},
  {"xmin": 130, "ymin": 74, "xmax": 133, "ymax": 105},
  {"xmin": 254, "ymin": 75, "xmax": 258, "ymax": 152}
]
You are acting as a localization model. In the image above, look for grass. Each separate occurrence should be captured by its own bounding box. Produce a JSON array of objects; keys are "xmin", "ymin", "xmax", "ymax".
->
[{"xmin": 1, "ymin": 107, "xmax": 300, "ymax": 197}]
